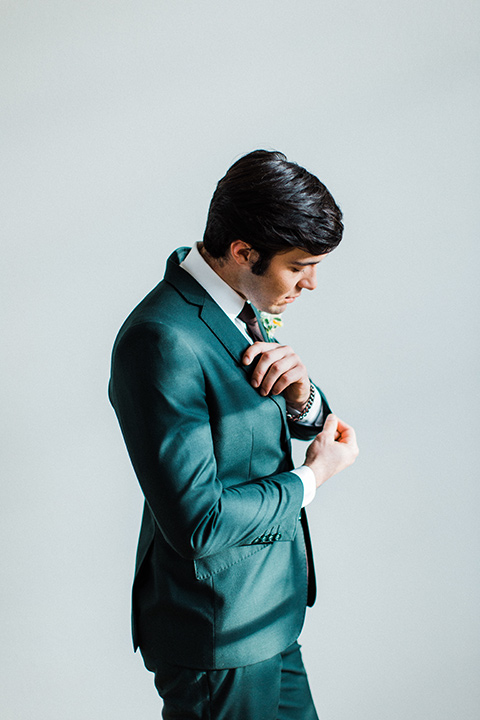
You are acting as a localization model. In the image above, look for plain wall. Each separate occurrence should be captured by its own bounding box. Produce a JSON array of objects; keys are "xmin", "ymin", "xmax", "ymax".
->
[{"xmin": 1, "ymin": 1, "xmax": 479, "ymax": 718}]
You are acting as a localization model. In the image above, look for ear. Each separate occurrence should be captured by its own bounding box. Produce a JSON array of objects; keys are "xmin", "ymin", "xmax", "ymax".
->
[{"xmin": 229, "ymin": 240, "xmax": 259, "ymax": 268}]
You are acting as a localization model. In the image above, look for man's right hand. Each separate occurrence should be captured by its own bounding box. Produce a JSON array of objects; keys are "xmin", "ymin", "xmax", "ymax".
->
[{"xmin": 304, "ymin": 414, "xmax": 359, "ymax": 488}]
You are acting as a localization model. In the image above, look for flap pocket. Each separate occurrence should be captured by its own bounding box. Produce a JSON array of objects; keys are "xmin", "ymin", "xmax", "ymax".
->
[{"xmin": 194, "ymin": 543, "xmax": 269, "ymax": 580}]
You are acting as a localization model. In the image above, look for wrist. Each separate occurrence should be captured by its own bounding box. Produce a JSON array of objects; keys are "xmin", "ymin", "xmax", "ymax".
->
[
  {"xmin": 304, "ymin": 460, "xmax": 329, "ymax": 489},
  {"xmin": 286, "ymin": 383, "xmax": 315, "ymax": 422}
]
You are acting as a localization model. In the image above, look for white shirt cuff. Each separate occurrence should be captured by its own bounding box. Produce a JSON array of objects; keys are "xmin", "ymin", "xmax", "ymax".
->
[{"xmin": 291, "ymin": 465, "xmax": 317, "ymax": 507}]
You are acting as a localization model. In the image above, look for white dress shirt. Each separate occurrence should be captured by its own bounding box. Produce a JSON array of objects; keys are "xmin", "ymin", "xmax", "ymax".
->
[{"xmin": 180, "ymin": 243, "xmax": 321, "ymax": 507}]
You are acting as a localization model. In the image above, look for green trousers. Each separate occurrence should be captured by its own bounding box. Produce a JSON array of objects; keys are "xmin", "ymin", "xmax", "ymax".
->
[{"xmin": 148, "ymin": 642, "xmax": 319, "ymax": 720}]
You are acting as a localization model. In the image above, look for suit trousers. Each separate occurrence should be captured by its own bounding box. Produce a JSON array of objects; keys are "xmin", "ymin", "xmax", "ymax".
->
[{"xmin": 147, "ymin": 641, "xmax": 319, "ymax": 720}]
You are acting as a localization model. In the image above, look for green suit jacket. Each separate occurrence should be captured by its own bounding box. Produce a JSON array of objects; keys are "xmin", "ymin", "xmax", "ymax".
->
[{"xmin": 109, "ymin": 247, "xmax": 331, "ymax": 670}]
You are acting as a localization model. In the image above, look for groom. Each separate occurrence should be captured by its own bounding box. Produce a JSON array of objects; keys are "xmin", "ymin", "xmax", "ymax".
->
[{"xmin": 109, "ymin": 150, "xmax": 358, "ymax": 719}]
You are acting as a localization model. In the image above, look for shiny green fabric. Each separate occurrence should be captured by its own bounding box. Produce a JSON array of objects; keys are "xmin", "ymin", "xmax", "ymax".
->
[
  {"xmin": 150, "ymin": 642, "xmax": 319, "ymax": 720},
  {"xmin": 109, "ymin": 248, "xmax": 330, "ymax": 669}
]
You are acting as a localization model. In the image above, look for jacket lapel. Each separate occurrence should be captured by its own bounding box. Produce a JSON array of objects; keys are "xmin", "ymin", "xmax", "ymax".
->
[
  {"xmin": 200, "ymin": 295, "xmax": 253, "ymax": 366},
  {"xmin": 164, "ymin": 247, "xmax": 291, "ymax": 439},
  {"xmin": 201, "ymin": 295, "xmax": 289, "ymax": 438},
  {"xmin": 164, "ymin": 248, "xmax": 252, "ymax": 369}
]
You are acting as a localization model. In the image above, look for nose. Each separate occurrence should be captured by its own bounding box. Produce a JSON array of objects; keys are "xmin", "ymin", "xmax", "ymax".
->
[{"xmin": 298, "ymin": 266, "xmax": 317, "ymax": 291}]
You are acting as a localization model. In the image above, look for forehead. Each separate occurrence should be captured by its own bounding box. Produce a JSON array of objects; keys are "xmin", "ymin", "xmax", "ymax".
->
[{"xmin": 275, "ymin": 247, "xmax": 328, "ymax": 266}]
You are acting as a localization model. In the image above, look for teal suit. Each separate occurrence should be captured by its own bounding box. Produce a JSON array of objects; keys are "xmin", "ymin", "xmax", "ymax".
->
[{"xmin": 109, "ymin": 248, "xmax": 330, "ymax": 671}]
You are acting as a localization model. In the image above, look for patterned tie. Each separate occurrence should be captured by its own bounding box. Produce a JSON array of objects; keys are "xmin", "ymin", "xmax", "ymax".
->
[{"xmin": 237, "ymin": 302, "xmax": 264, "ymax": 343}]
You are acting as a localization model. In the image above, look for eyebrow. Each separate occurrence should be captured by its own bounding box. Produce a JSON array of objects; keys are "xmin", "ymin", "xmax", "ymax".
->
[{"xmin": 291, "ymin": 259, "xmax": 322, "ymax": 267}]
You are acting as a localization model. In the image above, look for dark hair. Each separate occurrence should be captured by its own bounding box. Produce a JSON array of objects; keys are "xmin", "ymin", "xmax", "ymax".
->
[{"xmin": 203, "ymin": 149, "xmax": 343, "ymax": 274}]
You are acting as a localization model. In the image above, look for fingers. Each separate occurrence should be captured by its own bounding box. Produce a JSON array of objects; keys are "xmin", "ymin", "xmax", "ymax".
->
[
  {"xmin": 335, "ymin": 418, "xmax": 358, "ymax": 447},
  {"xmin": 243, "ymin": 343, "xmax": 306, "ymax": 397},
  {"xmin": 333, "ymin": 418, "xmax": 359, "ymax": 459},
  {"xmin": 257, "ymin": 356, "xmax": 304, "ymax": 396},
  {"xmin": 267, "ymin": 366, "xmax": 305, "ymax": 396},
  {"xmin": 335, "ymin": 417, "xmax": 351, "ymax": 433},
  {"xmin": 242, "ymin": 342, "xmax": 273, "ymax": 366},
  {"xmin": 321, "ymin": 413, "xmax": 338, "ymax": 440},
  {"xmin": 320, "ymin": 415, "xmax": 358, "ymax": 451}
]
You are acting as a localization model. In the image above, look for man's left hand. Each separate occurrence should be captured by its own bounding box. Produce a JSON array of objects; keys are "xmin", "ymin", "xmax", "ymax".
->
[{"xmin": 242, "ymin": 342, "xmax": 311, "ymax": 410}]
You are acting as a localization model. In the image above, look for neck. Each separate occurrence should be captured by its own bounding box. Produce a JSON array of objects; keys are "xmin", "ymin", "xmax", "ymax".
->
[{"xmin": 198, "ymin": 243, "xmax": 247, "ymax": 301}]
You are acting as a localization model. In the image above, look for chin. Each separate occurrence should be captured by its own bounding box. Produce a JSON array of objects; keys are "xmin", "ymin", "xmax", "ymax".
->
[
  {"xmin": 256, "ymin": 299, "xmax": 287, "ymax": 314},
  {"xmin": 269, "ymin": 303, "xmax": 287, "ymax": 314}
]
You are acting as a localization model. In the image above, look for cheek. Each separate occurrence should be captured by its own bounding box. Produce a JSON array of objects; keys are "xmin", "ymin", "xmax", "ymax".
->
[
  {"xmin": 264, "ymin": 268, "xmax": 293, "ymax": 297},
  {"xmin": 285, "ymin": 275, "xmax": 297, "ymax": 292},
  {"xmin": 272, "ymin": 279, "xmax": 287, "ymax": 296},
  {"xmin": 281, "ymin": 278, "xmax": 294, "ymax": 294}
]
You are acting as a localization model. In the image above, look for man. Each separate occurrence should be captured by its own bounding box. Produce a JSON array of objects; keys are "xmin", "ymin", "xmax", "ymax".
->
[{"xmin": 109, "ymin": 150, "xmax": 358, "ymax": 719}]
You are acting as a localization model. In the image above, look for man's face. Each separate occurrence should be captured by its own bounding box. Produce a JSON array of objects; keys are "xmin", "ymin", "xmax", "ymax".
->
[{"xmin": 243, "ymin": 247, "xmax": 327, "ymax": 314}]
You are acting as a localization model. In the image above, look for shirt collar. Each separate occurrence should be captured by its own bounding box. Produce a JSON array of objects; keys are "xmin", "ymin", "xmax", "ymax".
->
[{"xmin": 179, "ymin": 243, "xmax": 246, "ymax": 320}]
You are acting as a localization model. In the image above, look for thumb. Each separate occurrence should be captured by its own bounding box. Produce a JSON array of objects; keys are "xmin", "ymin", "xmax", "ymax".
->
[{"xmin": 321, "ymin": 413, "xmax": 338, "ymax": 439}]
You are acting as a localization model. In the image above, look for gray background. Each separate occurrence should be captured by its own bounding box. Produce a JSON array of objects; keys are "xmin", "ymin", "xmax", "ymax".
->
[{"xmin": 2, "ymin": 1, "xmax": 479, "ymax": 718}]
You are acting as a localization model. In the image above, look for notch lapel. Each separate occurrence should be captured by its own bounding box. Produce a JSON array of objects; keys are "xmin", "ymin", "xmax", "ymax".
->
[
  {"xmin": 164, "ymin": 248, "xmax": 252, "ymax": 370},
  {"xmin": 201, "ymin": 296, "xmax": 291, "ymax": 447},
  {"xmin": 164, "ymin": 247, "xmax": 291, "ymax": 441}
]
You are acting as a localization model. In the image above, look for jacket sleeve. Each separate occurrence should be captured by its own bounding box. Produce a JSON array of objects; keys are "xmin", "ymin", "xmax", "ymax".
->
[{"xmin": 109, "ymin": 321, "xmax": 304, "ymax": 560}]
